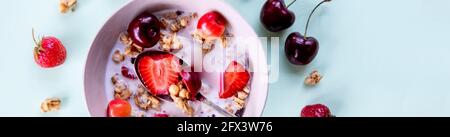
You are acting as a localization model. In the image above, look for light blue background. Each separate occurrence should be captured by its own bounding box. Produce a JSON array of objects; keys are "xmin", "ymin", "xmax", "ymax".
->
[{"xmin": 1, "ymin": 0, "xmax": 450, "ymax": 116}]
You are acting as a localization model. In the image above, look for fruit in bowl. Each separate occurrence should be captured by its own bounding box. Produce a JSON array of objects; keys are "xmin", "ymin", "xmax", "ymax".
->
[
  {"xmin": 84, "ymin": 0, "xmax": 268, "ymax": 117},
  {"xmin": 127, "ymin": 13, "xmax": 161, "ymax": 48},
  {"xmin": 197, "ymin": 11, "xmax": 227, "ymax": 38}
]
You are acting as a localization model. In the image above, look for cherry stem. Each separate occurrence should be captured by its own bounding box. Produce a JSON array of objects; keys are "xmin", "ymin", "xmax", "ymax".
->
[
  {"xmin": 304, "ymin": 0, "xmax": 331, "ymax": 38},
  {"xmin": 286, "ymin": 0, "xmax": 297, "ymax": 8}
]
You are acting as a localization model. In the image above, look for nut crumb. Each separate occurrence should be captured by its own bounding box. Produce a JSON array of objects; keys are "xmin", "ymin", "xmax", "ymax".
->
[
  {"xmin": 120, "ymin": 32, "xmax": 143, "ymax": 57},
  {"xmin": 237, "ymin": 91, "xmax": 248, "ymax": 100},
  {"xmin": 112, "ymin": 50, "xmax": 125, "ymax": 64},
  {"xmin": 159, "ymin": 33, "xmax": 183, "ymax": 51},
  {"xmin": 59, "ymin": 0, "xmax": 77, "ymax": 14},
  {"xmin": 304, "ymin": 70, "xmax": 322, "ymax": 86},
  {"xmin": 170, "ymin": 81, "xmax": 194, "ymax": 116},
  {"xmin": 111, "ymin": 74, "xmax": 132, "ymax": 100},
  {"xmin": 192, "ymin": 30, "xmax": 217, "ymax": 53},
  {"xmin": 134, "ymin": 85, "xmax": 161, "ymax": 110},
  {"xmin": 41, "ymin": 98, "xmax": 61, "ymax": 112}
]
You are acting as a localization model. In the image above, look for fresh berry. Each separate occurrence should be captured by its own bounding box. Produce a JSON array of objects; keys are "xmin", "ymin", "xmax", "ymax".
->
[
  {"xmin": 180, "ymin": 69, "xmax": 202, "ymax": 100},
  {"xmin": 197, "ymin": 11, "xmax": 227, "ymax": 38},
  {"xmin": 107, "ymin": 98, "xmax": 132, "ymax": 117},
  {"xmin": 32, "ymin": 29, "xmax": 67, "ymax": 68},
  {"xmin": 135, "ymin": 51, "xmax": 182, "ymax": 95},
  {"xmin": 153, "ymin": 113, "xmax": 169, "ymax": 117},
  {"xmin": 121, "ymin": 66, "xmax": 137, "ymax": 79},
  {"xmin": 219, "ymin": 61, "xmax": 250, "ymax": 99},
  {"xmin": 301, "ymin": 104, "xmax": 332, "ymax": 117},
  {"xmin": 128, "ymin": 13, "xmax": 161, "ymax": 48}
]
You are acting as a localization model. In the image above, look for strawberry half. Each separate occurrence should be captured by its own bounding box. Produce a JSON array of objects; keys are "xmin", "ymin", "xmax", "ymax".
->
[
  {"xmin": 219, "ymin": 61, "xmax": 250, "ymax": 99},
  {"xmin": 135, "ymin": 51, "xmax": 181, "ymax": 95}
]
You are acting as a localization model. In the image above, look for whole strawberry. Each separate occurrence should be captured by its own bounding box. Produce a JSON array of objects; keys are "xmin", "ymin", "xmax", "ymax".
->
[
  {"xmin": 301, "ymin": 104, "xmax": 333, "ymax": 117},
  {"xmin": 32, "ymin": 29, "xmax": 67, "ymax": 68}
]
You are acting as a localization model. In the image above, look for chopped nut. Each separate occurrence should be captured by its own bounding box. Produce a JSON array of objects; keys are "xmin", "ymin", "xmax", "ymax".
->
[
  {"xmin": 111, "ymin": 73, "xmax": 120, "ymax": 85},
  {"xmin": 169, "ymin": 84, "xmax": 180, "ymax": 97},
  {"xmin": 242, "ymin": 87, "xmax": 250, "ymax": 94},
  {"xmin": 41, "ymin": 98, "xmax": 61, "ymax": 112},
  {"xmin": 178, "ymin": 88, "xmax": 190, "ymax": 99},
  {"xmin": 120, "ymin": 33, "xmax": 133, "ymax": 46},
  {"xmin": 234, "ymin": 102, "xmax": 244, "ymax": 110},
  {"xmin": 170, "ymin": 81, "xmax": 194, "ymax": 116},
  {"xmin": 159, "ymin": 33, "xmax": 183, "ymax": 51},
  {"xmin": 134, "ymin": 85, "xmax": 160, "ymax": 110},
  {"xmin": 120, "ymin": 32, "xmax": 143, "ymax": 57},
  {"xmin": 159, "ymin": 18, "xmax": 170, "ymax": 29},
  {"xmin": 179, "ymin": 17, "xmax": 188, "ymax": 27},
  {"xmin": 171, "ymin": 34, "xmax": 183, "ymax": 50},
  {"xmin": 112, "ymin": 50, "xmax": 125, "ymax": 64},
  {"xmin": 237, "ymin": 91, "xmax": 248, "ymax": 100},
  {"xmin": 124, "ymin": 44, "xmax": 143, "ymax": 57},
  {"xmin": 304, "ymin": 70, "xmax": 322, "ymax": 86},
  {"xmin": 113, "ymin": 77, "xmax": 131, "ymax": 100},
  {"xmin": 59, "ymin": 0, "xmax": 77, "ymax": 14},
  {"xmin": 170, "ymin": 24, "xmax": 182, "ymax": 32},
  {"xmin": 175, "ymin": 99, "xmax": 194, "ymax": 117},
  {"xmin": 233, "ymin": 97, "xmax": 245, "ymax": 106}
]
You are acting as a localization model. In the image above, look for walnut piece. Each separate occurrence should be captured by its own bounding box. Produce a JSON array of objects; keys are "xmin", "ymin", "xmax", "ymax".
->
[
  {"xmin": 120, "ymin": 32, "xmax": 143, "ymax": 57},
  {"xmin": 192, "ymin": 30, "xmax": 217, "ymax": 53},
  {"xmin": 161, "ymin": 11, "xmax": 197, "ymax": 32},
  {"xmin": 111, "ymin": 73, "xmax": 131, "ymax": 100},
  {"xmin": 159, "ymin": 33, "xmax": 183, "ymax": 52},
  {"xmin": 169, "ymin": 83, "xmax": 194, "ymax": 116},
  {"xmin": 304, "ymin": 70, "xmax": 322, "ymax": 86},
  {"xmin": 112, "ymin": 50, "xmax": 125, "ymax": 64},
  {"xmin": 41, "ymin": 98, "xmax": 61, "ymax": 112},
  {"xmin": 232, "ymin": 87, "xmax": 250, "ymax": 110},
  {"xmin": 134, "ymin": 85, "xmax": 160, "ymax": 110},
  {"xmin": 59, "ymin": 0, "xmax": 77, "ymax": 14}
]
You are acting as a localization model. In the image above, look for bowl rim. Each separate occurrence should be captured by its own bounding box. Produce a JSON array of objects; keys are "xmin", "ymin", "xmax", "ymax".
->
[{"xmin": 84, "ymin": 0, "xmax": 269, "ymax": 117}]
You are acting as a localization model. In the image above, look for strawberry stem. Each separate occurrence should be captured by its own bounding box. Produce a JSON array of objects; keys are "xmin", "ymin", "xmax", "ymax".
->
[{"xmin": 304, "ymin": 0, "xmax": 331, "ymax": 38}]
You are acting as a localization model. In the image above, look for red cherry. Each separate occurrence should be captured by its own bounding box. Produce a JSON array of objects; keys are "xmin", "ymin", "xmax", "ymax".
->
[
  {"xmin": 107, "ymin": 98, "xmax": 132, "ymax": 117},
  {"xmin": 197, "ymin": 11, "xmax": 227, "ymax": 38}
]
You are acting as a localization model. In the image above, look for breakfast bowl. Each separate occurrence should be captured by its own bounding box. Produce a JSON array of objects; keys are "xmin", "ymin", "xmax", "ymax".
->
[{"xmin": 84, "ymin": 0, "xmax": 268, "ymax": 117}]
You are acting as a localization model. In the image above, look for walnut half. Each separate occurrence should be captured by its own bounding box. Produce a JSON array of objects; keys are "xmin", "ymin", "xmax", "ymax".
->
[
  {"xmin": 304, "ymin": 70, "xmax": 323, "ymax": 86},
  {"xmin": 41, "ymin": 98, "xmax": 61, "ymax": 112},
  {"xmin": 59, "ymin": 0, "xmax": 77, "ymax": 14}
]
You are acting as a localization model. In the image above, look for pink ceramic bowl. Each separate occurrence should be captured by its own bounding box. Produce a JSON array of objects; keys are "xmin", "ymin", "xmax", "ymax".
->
[{"xmin": 84, "ymin": 0, "xmax": 268, "ymax": 117}]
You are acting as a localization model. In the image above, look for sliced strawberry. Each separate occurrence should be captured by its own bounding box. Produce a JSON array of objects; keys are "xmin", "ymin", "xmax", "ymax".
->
[
  {"xmin": 219, "ymin": 61, "xmax": 250, "ymax": 99},
  {"xmin": 136, "ymin": 51, "xmax": 181, "ymax": 95}
]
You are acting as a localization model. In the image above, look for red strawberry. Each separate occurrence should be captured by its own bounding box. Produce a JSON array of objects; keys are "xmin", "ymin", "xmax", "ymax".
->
[
  {"xmin": 219, "ymin": 61, "xmax": 250, "ymax": 99},
  {"xmin": 32, "ymin": 29, "xmax": 67, "ymax": 68},
  {"xmin": 136, "ymin": 51, "xmax": 181, "ymax": 95},
  {"xmin": 301, "ymin": 104, "xmax": 333, "ymax": 117}
]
